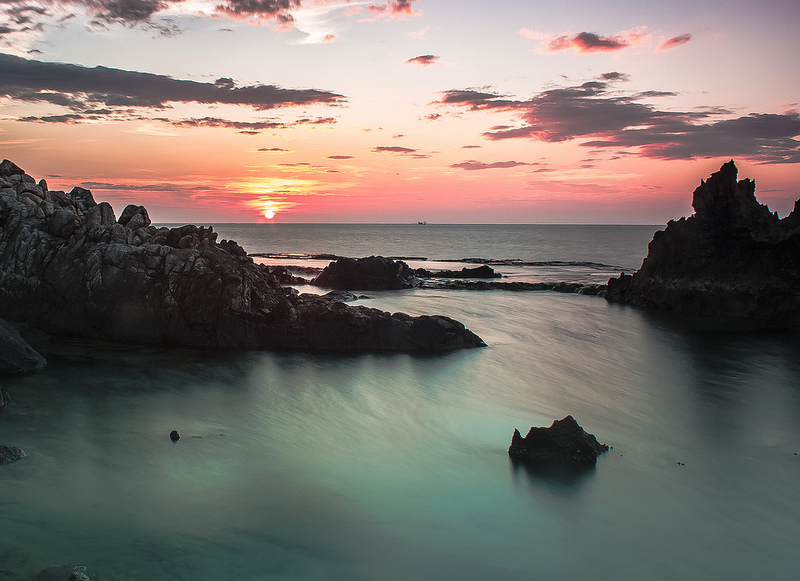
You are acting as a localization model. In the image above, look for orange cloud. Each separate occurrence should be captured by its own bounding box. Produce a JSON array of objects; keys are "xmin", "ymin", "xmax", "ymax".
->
[{"xmin": 656, "ymin": 33, "xmax": 692, "ymax": 53}]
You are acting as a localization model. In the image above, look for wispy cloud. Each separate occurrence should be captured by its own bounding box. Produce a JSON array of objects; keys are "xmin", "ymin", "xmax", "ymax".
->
[
  {"xmin": 450, "ymin": 160, "xmax": 532, "ymax": 171},
  {"xmin": 405, "ymin": 54, "xmax": 439, "ymax": 67},
  {"xmin": 656, "ymin": 33, "xmax": 692, "ymax": 53},
  {"xmin": 372, "ymin": 145, "xmax": 430, "ymax": 158},
  {"xmin": 520, "ymin": 27, "xmax": 650, "ymax": 54},
  {"xmin": 436, "ymin": 73, "xmax": 800, "ymax": 163}
]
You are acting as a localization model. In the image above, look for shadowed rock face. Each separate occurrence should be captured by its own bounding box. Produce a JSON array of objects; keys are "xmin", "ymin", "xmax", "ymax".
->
[
  {"xmin": 0, "ymin": 161, "xmax": 485, "ymax": 353},
  {"xmin": 509, "ymin": 416, "xmax": 608, "ymax": 464},
  {"xmin": 0, "ymin": 317, "xmax": 46, "ymax": 374},
  {"xmin": 606, "ymin": 161, "xmax": 800, "ymax": 327},
  {"xmin": 312, "ymin": 256, "xmax": 419, "ymax": 290}
]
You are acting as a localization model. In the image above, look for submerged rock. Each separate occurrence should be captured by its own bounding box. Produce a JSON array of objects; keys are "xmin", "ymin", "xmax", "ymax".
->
[
  {"xmin": 606, "ymin": 161, "xmax": 800, "ymax": 327},
  {"xmin": 0, "ymin": 443, "xmax": 26, "ymax": 464},
  {"xmin": 0, "ymin": 161, "xmax": 484, "ymax": 353},
  {"xmin": 36, "ymin": 564, "xmax": 98, "ymax": 581},
  {"xmin": 509, "ymin": 416, "xmax": 609, "ymax": 464},
  {"xmin": 311, "ymin": 255, "xmax": 419, "ymax": 290},
  {"xmin": 0, "ymin": 317, "xmax": 46, "ymax": 375}
]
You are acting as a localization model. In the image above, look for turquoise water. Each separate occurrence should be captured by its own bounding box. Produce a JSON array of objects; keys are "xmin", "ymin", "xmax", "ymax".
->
[{"xmin": 1, "ymin": 225, "xmax": 799, "ymax": 580}]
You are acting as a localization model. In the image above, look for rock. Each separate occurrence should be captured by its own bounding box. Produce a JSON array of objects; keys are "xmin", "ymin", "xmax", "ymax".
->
[
  {"xmin": 36, "ymin": 564, "xmax": 98, "ymax": 581},
  {"xmin": 0, "ymin": 161, "xmax": 484, "ymax": 353},
  {"xmin": 0, "ymin": 443, "xmax": 26, "ymax": 464},
  {"xmin": 417, "ymin": 264, "xmax": 501, "ymax": 279},
  {"xmin": 606, "ymin": 161, "xmax": 800, "ymax": 328},
  {"xmin": 1, "ymin": 387, "xmax": 10, "ymax": 408},
  {"xmin": 320, "ymin": 290, "xmax": 361, "ymax": 302},
  {"xmin": 311, "ymin": 256, "xmax": 419, "ymax": 290},
  {"xmin": 508, "ymin": 416, "xmax": 609, "ymax": 464},
  {"xmin": 0, "ymin": 317, "xmax": 46, "ymax": 375},
  {"xmin": 170, "ymin": 430, "xmax": 180, "ymax": 441}
]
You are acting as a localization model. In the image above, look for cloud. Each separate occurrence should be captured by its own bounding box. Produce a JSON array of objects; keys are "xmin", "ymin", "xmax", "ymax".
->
[
  {"xmin": 257, "ymin": 147, "xmax": 291, "ymax": 152},
  {"xmin": 0, "ymin": 53, "xmax": 344, "ymax": 111},
  {"xmin": 326, "ymin": 155, "xmax": 354, "ymax": 159},
  {"xmin": 450, "ymin": 160, "xmax": 532, "ymax": 171},
  {"xmin": 366, "ymin": 0, "xmax": 420, "ymax": 20},
  {"xmin": 437, "ymin": 74, "xmax": 800, "ymax": 164},
  {"xmin": 372, "ymin": 145, "xmax": 430, "ymax": 158},
  {"xmin": 657, "ymin": 33, "xmax": 692, "ymax": 53},
  {"xmin": 520, "ymin": 27, "xmax": 652, "ymax": 54},
  {"xmin": 405, "ymin": 54, "xmax": 439, "ymax": 67},
  {"xmin": 215, "ymin": 0, "xmax": 300, "ymax": 22}
]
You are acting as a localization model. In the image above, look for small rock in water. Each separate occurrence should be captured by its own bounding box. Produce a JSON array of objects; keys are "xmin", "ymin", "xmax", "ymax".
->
[
  {"xmin": 169, "ymin": 430, "xmax": 180, "ymax": 442},
  {"xmin": 508, "ymin": 415, "xmax": 608, "ymax": 464},
  {"xmin": 0, "ymin": 443, "xmax": 26, "ymax": 464}
]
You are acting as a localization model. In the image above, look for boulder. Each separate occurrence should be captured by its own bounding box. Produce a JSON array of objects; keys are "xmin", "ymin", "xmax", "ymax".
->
[
  {"xmin": 0, "ymin": 317, "xmax": 46, "ymax": 374},
  {"xmin": 606, "ymin": 161, "xmax": 800, "ymax": 327},
  {"xmin": 508, "ymin": 416, "xmax": 609, "ymax": 464},
  {"xmin": 36, "ymin": 564, "xmax": 98, "ymax": 581},
  {"xmin": 417, "ymin": 264, "xmax": 501, "ymax": 279},
  {"xmin": 311, "ymin": 256, "xmax": 419, "ymax": 290},
  {"xmin": 0, "ymin": 161, "xmax": 484, "ymax": 353},
  {"xmin": 0, "ymin": 443, "xmax": 26, "ymax": 465}
]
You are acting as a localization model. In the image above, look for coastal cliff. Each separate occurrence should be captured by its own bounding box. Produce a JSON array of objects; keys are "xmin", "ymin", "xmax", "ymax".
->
[
  {"xmin": 0, "ymin": 160, "xmax": 484, "ymax": 352},
  {"xmin": 606, "ymin": 161, "xmax": 800, "ymax": 327}
]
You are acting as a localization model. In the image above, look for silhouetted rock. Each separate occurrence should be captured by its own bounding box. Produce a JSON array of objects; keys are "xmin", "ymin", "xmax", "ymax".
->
[
  {"xmin": 170, "ymin": 430, "xmax": 180, "ymax": 441},
  {"xmin": 606, "ymin": 161, "xmax": 800, "ymax": 327},
  {"xmin": 311, "ymin": 256, "xmax": 419, "ymax": 290},
  {"xmin": 0, "ymin": 161, "xmax": 484, "ymax": 353},
  {"xmin": 416, "ymin": 264, "xmax": 501, "ymax": 279},
  {"xmin": 509, "ymin": 416, "xmax": 609, "ymax": 464},
  {"xmin": 0, "ymin": 317, "xmax": 46, "ymax": 375},
  {"xmin": 0, "ymin": 443, "xmax": 26, "ymax": 465},
  {"xmin": 0, "ymin": 387, "xmax": 10, "ymax": 408}
]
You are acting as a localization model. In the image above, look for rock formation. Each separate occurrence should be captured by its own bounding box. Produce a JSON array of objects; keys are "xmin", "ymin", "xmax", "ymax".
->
[
  {"xmin": 509, "ymin": 416, "xmax": 609, "ymax": 464},
  {"xmin": 0, "ymin": 160, "xmax": 484, "ymax": 352},
  {"xmin": 311, "ymin": 255, "xmax": 419, "ymax": 290},
  {"xmin": 606, "ymin": 161, "xmax": 800, "ymax": 327},
  {"xmin": 0, "ymin": 317, "xmax": 46, "ymax": 374},
  {"xmin": 0, "ymin": 443, "xmax": 26, "ymax": 465},
  {"xmin": 415, "ymin": 264, "xmax": 501, "ymax": 279}
]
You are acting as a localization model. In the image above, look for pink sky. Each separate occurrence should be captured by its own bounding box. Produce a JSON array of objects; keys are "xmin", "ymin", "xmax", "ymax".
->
[{"xmin": 1, "ymin": 0, "xmax": 798, "ymax": 223}]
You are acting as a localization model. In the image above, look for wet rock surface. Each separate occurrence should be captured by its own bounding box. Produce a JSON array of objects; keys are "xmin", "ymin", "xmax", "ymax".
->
[
  {"xmin": 606, "ymin": 161, "xmax": 800, "ymax": 328},
  {"xmin": 311, "ymin": 255, "xmax": 420, "ymax": 290},
  {"xmin": 509, "ymin": 415, "xmax": 609, "ymax": 464},
  {"xmin": 0, "ymin": 161, "xmax": 484, "ymax": 353},
  {"xmin": 0, "ymin": 317, "xmax": 46, "ymax": 375},
  {"xmin": 0, "ymin": 443, "xmax": 26, "ymax": 465}
]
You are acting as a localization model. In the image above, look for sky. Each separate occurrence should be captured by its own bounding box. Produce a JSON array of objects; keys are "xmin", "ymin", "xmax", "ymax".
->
[{"xmin": 0, "ymin": 0, "xmax": 798, "ymax": 224}]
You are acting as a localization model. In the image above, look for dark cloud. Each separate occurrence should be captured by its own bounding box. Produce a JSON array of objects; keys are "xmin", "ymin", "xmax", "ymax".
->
[
  {"xmin": 600, "ymin": 71, "xmax": 629, "ymax": 82},
  {"xmin": 657, "ymin": 33, "xmax": 691, "ymax": 52},
  {"xmin": 257, "ymin": 147, "xmax": 290, "ymax": 152},
  {"xmin": 437, "ymin": 75, "xmax": 800, "ymax": 163},
  {"xmin": 405, "ymin": 54, "xmax": 439, "ymax": 67},
  {"xmin": 215, "ymin": 0, "xmax": 300, "ymax": 22},
  {"xmin": 327, "ymin": 155, "xmax": 354, "ymax": 159},
  {"xmin": 450, "ymin": 160, "xmax": 531, "ymax": 171},
  {"xmin": 461, "ymin": 145, "xmax": 481, "ymax": 149},
  {"xmin": 0, "ymin": 53, "xmax": 345, "ymax": 121},
  {"xmin": 550, "ymin": 31, "xmax": 628, "ymax": 52}
]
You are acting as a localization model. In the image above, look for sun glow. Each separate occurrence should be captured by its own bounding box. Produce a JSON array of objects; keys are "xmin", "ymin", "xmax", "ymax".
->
[{"xmin": 264, "ymin": 210, "xmax": 275, "ymax": 219}]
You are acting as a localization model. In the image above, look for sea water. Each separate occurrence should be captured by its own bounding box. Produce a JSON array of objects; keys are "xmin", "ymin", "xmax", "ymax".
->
[{"xmin": 1, "ymin": 225, "xmax": 799, "ymax": 581}]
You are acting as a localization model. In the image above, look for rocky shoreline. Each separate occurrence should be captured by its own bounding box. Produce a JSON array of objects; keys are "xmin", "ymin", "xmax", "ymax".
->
[
  {"xmin": 0, "ymin": 160, "xmax": 484, "ymax": 353},
  {"xmin": 605, "ymin": 161, "xmax": 800, "ymax": 328}
]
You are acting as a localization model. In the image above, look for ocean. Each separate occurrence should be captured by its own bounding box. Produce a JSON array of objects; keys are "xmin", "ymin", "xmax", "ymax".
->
[{"xmin": 1, "ymin": 224, "xmax": 799, "ymax": 581}]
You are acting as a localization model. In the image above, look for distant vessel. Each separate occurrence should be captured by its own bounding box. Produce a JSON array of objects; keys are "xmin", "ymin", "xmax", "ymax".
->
[{"xmin": 417, "ymin": 221, "xmax": 427, "ymax": 225}]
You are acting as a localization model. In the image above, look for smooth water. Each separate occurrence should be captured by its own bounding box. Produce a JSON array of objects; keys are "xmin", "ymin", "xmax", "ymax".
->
[{"xmin": 1, "ymin": 226, "xmax": 799, "ymax": 580}]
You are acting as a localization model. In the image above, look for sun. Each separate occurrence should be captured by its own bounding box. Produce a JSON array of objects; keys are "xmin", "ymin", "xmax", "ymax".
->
[{"xmin": 264, "ymin": 210, "xmax": 275, "ymax": 219}]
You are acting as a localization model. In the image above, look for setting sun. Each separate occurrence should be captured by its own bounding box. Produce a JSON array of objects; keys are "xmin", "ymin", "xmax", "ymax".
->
[{"xmin": 264, "ymin": 210, "xmax": 275, "ymax": 219}]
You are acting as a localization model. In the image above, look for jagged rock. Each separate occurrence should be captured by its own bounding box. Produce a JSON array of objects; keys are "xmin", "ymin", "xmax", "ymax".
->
[
  {"xmin": 0, "ymin": 387, "xmax": 10, "ymax": 408},
  {"xmin": 0, "ymin": 317, "xmax": 46, "ymax": 374},
  {"xmin": 311, "ymin": 256, "xmax": 419, "ymax": 290},
  {"xmin": 606, "ymin": 161, "xmax": 800, "ymax": 327},
  {"xmin": 0, "ymin": 161, "xmax": 484, "ymax": 352},
  {"xmin": 0, "ymin": 443, "xmax": 26, "ymax": 464},
  {"xmin": 509, "ymin": 416, "xmax": 609, "ymax": 464},
  {"xmin": 170, "ymin": 430, "xmax": 180, "ymax": 441}
]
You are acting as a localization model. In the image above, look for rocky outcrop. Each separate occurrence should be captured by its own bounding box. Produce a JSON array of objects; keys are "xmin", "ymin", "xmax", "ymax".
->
[
  {"xmin": 0, "ymin": 443, "xmax": 26, "ymax": 464},
  {"xmin": 509, "ymin": 416, "xmax": 608, "ymax": 464},
  {"xmin": 0, "ymin": 317, "xmax": 46, "ymax": 374},
  {"xmin": 416, "ymin": 264, "xmax": 501, "ymax": 279},
  {"xmin": 311, "ymin": 255, "xmax": 419, "ymax": 290},
  {"xmin": 606, "ymin": 161, "xmax": 800, "ymax": 327},
  {"xmin": 36, "ymin": 564, "xmax": 98, "ymax": 581},
  {"xmin": 0, "ymin": 161, "xmax": 484, "ymax": 352}
]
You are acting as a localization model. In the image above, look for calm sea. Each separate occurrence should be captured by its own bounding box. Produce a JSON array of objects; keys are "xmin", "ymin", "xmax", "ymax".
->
[{"xmin": 1, "ymin": 224, "xmax": 799, "ymax": 581}]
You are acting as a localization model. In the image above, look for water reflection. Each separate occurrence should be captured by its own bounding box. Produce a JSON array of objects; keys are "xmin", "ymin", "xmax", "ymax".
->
[{"xmin": 509, "ymin": 457, "xmax": 597, "ymax": 495}]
